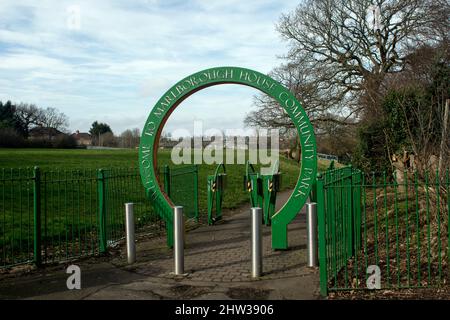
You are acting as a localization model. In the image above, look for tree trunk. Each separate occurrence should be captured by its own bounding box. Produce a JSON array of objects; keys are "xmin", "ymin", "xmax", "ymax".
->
[{"xmin": 438, "ymin": 99, "xmax": 449, "ymax": 176}]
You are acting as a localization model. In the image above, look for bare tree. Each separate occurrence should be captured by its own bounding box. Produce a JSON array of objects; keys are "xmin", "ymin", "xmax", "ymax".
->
[
  {"xmin": 41, "ymin": 107, "xmax": 69, "ymax": 132},
  {"xmin": 284, "ymin": 0, "xmax": 446, "ymax": 111},
  {"xmin": 246, "ymin": 0, "xmax": 449, "ymax": 130},
  {"xmin": 15, "ymin": 103, "xmax": 44, "ymax": 137},
  {"xmin": 131, "ymin": 128, "xmax": 141, "ymax": 147},
  {"xmin": 100, "ymin": 132, "xmax": 117, "ymax": 147},
  {"xmin": 245, "ymin": 61, "xmax": 359, "ymax": 130},
  {"xmin": 245, "ymin": 61, "xmax": 358, "ymax": 162},
  {"xmin": 119, "ymin": 128, "xmax": 141, "ymax": 148},
  {"xmin": 120, "ymin": 129, "xmax": 133, "ymax": 148}
]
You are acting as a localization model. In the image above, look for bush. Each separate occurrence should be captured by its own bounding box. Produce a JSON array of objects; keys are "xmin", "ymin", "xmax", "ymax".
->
[
  {"xmin": 0, "ymin": 128, "xmax": 26, "ymax": 147},
  {"xmin": 0, "ymin": 130, "xmax": 77, "ymax": 149},
  {"xmin": 52, "ymin": 134, "xmax": 77, "ymax": 149},
  {"xmin": 353, "ymin": 121, "xmax": 391, "ymax": 172}
]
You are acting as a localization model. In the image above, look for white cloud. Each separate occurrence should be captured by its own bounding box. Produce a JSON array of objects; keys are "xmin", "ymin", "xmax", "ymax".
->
[{"xmin": 0, "ymin": 0, "xmax": 299, "ymax": 134}]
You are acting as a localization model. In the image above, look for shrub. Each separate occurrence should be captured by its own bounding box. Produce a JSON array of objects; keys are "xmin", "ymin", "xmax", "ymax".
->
[
  {"xmin": 0, "ymin": 128, "xmax": 26, "ymax": 147},
  {"xmin": 52, "ymin": 134, "xmax": 77, "ymax": 149}
]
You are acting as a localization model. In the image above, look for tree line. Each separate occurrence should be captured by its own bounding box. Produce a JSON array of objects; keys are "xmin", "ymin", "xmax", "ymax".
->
[
  {"xmin": 245, "ymin": 0, "xmax": 449, "ymax": 174},
  {"xmin": 89, "ymin": 121, "xmax": 140, "ymax": 148},
  {"xmin": 0, "ymin": 101, "xmax": 141, "ymax": 149},
  {"xmin": 0, "ymin": 101, "xmax": 72, "ymax": 148}
]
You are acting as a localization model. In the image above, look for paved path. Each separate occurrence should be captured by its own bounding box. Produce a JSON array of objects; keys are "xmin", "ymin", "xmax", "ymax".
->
[{"xmin": 0, "ymin": 190, "xmax": 320, "ymax": 300}]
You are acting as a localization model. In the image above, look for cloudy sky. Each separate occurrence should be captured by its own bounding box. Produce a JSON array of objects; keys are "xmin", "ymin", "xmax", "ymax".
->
[{"xmin": 0, "ymin": 0, "xmax": 300, "ymax": 136}]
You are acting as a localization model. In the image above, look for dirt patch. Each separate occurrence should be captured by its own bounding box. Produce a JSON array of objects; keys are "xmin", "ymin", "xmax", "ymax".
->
[{"xmin": 329, "ymin": 285, "xmax": 450, "ymax": 300}]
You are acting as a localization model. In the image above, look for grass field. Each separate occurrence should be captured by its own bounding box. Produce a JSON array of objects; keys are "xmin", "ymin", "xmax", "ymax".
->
[
  {"xmin": 0, "ymin": 148, "xmax": 140, "ymax": 169},
  {"xmin": 0, "ymin": 148, "xmax": 332, "ymax": 213},
  {"xmin": 0, "ymin": 148, "xmax": 333, "ymax": 267}
]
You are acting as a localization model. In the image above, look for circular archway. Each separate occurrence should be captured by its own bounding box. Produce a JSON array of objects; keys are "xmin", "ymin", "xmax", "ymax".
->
[{"xmin": 139, "ymin": 66, "xmax": 317, "ymax": 249}]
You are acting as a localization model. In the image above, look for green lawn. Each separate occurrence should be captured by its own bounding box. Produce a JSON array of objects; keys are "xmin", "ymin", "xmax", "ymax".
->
[
  {"xmin": 0, "ymin": 148, "xmax": 332, "ymax": 214},
  {"xmin": 0, "ymin": 148, "xmax": 333, "ymax": 267},
  {"xmin": 0, "ymin": 148, "xmax": 140, "ymax": 169},
  {"xmin": 0, "ymin": 147, "xmax": 334, "ymax": 210}
]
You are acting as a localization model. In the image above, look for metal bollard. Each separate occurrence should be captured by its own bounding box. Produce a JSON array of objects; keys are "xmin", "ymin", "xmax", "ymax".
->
[
  {"xmin": 125, "ymin": 203, "xmax": 136, "ymax": 264},
  {"xmin": 307, "ymin": 202, "xmax": 318, "ymax": 267},
  {"xmin": 251, "ymin": 207, "xmax": 263, "ymax": 277},
  {"xmin": 174, "ymin": 206, "xmax": 185, "ymax": 275}
]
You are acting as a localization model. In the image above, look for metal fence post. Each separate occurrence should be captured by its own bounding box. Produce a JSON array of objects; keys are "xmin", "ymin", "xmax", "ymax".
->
[
  {"xmin": 310, "ymin": 179, "xmax": 317, "ymax": 203},
  {"xmin": 33, "ymin": 166, "xmax": 41, "ymax": 267},
  {"xmin": 307, "ymin": 202, "xmax": 318, "ymax": 267},
  {"xmin": 316, "ymin": 174, "xmax": 328, "ymax": 296},
  {"xmin": 355, "ymin": 171, "xmax": 362, "ymax": 251},
  {"xmin": 125, "ymin": 203, "xmax": 136, "ymax": 264},
  {"xmin": 163, "ymin": 165, "xmax": 171, "ymax": 197},
  {"xmin": 207, "ymin": 176, "xmax": 214, "ymax": 225},
  {"xmin": 193, "ymin": 165, "xmax": 199, "ymax": 222},
  {"xmin": 97, "ymin": 169, "xmax": 107, "ymax": 253},
  {"xmin": 347, "ymin": 167, "xmax": 354, "ymax": 257},
  {"xmin": 251, "ymin": 207, "xmax": 262, "ymax": 277},
  {"xmin": 174, "ymin": 206, "xmax": 185, "ymax": 275}
]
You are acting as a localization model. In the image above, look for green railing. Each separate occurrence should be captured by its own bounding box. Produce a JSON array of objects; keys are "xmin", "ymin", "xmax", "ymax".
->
[
  {"xmin": 0, "ymin": 167, "xmax": 162, "ymax": 269},
  {"xmin": 0, "ymin": 168, "xmax": 35, "ymax": 267},
  {"xmin": 317, "ymin": 166, "xmax": 450, "ymax": 295},
  {"xmin": 163, "ymin": 165, "xmax": 199, "ymax": 221}
]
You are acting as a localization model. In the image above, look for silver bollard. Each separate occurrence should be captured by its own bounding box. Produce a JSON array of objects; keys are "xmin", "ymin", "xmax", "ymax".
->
[
  {"xmin": 125, "ymin": 203, "xmax": 136, "ymax": 264},
  {"xmin": 251, "ymin": 207, "xmax": 263, "ymax": 277},
  {"xmin": 307, "ymin": 202, "xmax": 318, "ymax": 267},
  {"xmin": 174, "ymin": 206, "xmax": 185, "ymax": 275}
]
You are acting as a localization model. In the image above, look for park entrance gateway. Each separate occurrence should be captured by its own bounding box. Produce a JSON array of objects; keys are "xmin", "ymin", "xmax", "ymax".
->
[{"xmin": 139, "ymin": 66, "xmax": 317, "ymax": 249}]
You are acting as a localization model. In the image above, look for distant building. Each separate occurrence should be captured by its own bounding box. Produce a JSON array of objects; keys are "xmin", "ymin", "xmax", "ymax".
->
[
  {"xmin": 71, "ymin": 130, "xmax": 92, "ymax": 146},
  {"xmin": 29, "ymin": 127, "xmax": 64, "ymax": 141},
  {"xmin": 159, "ymin": 137, "xmax": 182, "ymax": 149}
]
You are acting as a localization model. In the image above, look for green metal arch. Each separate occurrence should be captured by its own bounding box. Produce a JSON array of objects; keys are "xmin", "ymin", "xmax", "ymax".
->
[{"xmin": 139, "ymin": 66, "xmax": 317, "ymax": 249}]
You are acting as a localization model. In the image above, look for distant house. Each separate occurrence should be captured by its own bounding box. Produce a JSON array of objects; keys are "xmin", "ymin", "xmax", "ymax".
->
[
  {"xmin": 29, "ymin": 127, "xmax": 64, "ymax": 141},
  {"xmin": 71, "ymin": 130, "xmax": 92, "ymax": 146}
]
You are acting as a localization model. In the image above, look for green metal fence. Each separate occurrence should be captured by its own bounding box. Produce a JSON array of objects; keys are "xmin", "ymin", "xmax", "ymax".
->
[
  {"xmin": 317, "ymin": 166, "xmax": 450, "ymax": 295},
  {"xmin": 40, "ymin": 168, "xmax": 99, "ymax": 265},
  {"xmin": 0, "ymin": 168, "xmax": 34, "ymax": 267},
  {"xmin": 0, "ymin": 167, "xmax": 162, "ymax": 269},
  {"xmin": 163, "ymin": 165, "xmax": 199, "ymax": 221}
]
